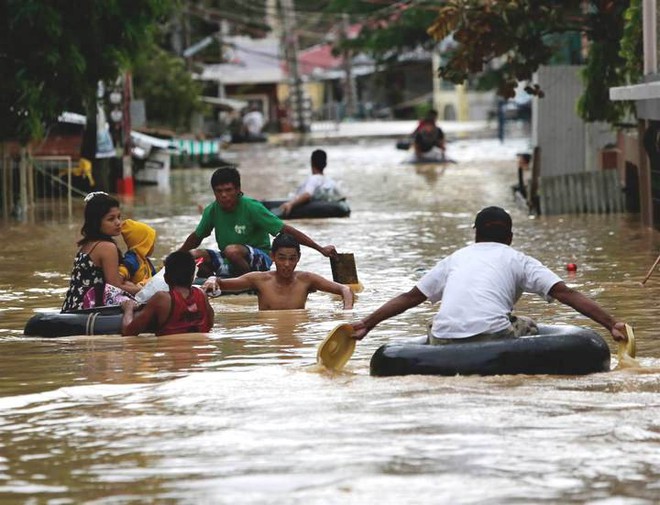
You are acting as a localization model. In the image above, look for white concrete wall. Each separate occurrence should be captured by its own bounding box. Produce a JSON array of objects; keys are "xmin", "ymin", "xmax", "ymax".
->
[{"xmin": 535, "ymin": 65, "xmax": 586, "ymax": 177}]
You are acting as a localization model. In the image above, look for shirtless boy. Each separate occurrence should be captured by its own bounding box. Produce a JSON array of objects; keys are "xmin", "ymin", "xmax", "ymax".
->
[{"xmin": 202, "ymin": 233, "xmax": 354, "ymax": 310}]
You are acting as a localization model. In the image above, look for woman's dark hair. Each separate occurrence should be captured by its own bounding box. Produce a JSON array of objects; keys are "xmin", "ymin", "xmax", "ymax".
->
[
  {"xmin": 164, "ymin": 251, "xmax": 196, "ymax": 287},
  {"xmin": 78, "ymin": 193, "xmax": 120, "ymax": 246}
]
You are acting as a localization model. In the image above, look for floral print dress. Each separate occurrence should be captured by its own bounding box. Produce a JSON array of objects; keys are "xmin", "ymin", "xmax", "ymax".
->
[{"xmin": 61, "ymin": 249, "xmax": 105, "ymax": 312}]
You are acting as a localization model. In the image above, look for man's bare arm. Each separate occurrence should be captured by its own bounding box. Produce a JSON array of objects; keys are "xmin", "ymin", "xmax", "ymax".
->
[
  {"xmin": 179, "ymin": 232, "xmax": 202, "ymax": 252},
  {"xmin": 548, "ymin": 282, "xmax": 626, "ymax": 342},
  {"xmin": 122, "ymin": 298, "xmax": 159, "ymax": 336},
  {"xmin": 352, "ymin": 287, "xmax": 427, "ymax": 340},
  {"xmin": 280, "ymin": 192, "xmax": 312, "ymax": 216},
  {"xmin": 280, "ymin": 224, "xmax": 337, "ymax": 258},
  {"xmin": 308, "ymin": 273, "xmax": 354, "ymax": 309},
  {"xmin": 202, "ymin": 272, "xmax": 261, "ymax": 293}
]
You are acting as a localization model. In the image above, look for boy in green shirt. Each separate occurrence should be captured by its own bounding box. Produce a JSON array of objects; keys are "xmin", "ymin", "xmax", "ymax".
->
[{"xmin": 179, "ymin": 167, "xmax": 337, "ymax": 277}]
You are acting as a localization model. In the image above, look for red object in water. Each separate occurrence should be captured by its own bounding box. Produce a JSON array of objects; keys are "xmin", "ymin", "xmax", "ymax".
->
[{"xmin": 566, "ymin": 263, "xmax": 578, "ymax": 272}]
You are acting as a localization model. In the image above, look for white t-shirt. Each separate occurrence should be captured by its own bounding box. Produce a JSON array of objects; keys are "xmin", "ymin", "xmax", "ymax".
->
[
  {"xmin": 294, "ymin": 174, "xmax": 343, "ymax": 201},
  {"xmin": 242, "ymin": 110, "xmax": 264, "ymax": 136},
  {"xmin": 416, "ymin": 242, "xmax": 562, "ymax": 339}
]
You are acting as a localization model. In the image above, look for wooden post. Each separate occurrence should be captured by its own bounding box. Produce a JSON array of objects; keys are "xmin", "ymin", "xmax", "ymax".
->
[
  {"xmin": 67, "ymin": 157, "xmax": 73, "ymax": 219},
  {"xmin": 18, "ymin": 146, "xmax": 28, "ymax": 218},
  {"xmin": 642, "ymin": 253, "xmax": 660, "ymax": 285},
  {"xmin": 27, "ymin": 148, "xmax": 35, "ymax": 206},
  {"xmin": 528, "ymin": 146, "xmax": 541, "ymax": 215},
  {"xmin": 1, "ymin": 144, "xmax": 7, "ymax": 219}
]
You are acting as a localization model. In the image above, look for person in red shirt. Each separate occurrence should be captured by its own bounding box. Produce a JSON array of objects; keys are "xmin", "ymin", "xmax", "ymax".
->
[
  {"xmin": 412, "ymin": 109, "xmax": 446, "ymax": 160},
  {"xmin": 121, "ymin": 251, "xmax": 214, "ymax": 336}
]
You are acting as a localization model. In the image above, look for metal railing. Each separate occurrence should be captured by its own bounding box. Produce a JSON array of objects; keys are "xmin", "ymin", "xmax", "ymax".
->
[{"xmin": 1, "ymin": 155, "xmax": 86, "ymax": 221}]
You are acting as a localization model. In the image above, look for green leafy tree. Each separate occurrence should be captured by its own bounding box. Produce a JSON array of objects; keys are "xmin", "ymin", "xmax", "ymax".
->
[
  {"xmin": 328, "ymin": 0, "xmax": 642, "ymax": 124},
  {"xmin": 426, "ymin": 0, "xmax": 638, "ymax": 123},
  {"xmin": 133, "ymin": 45, "xmax": 205, "ymax": 131},
  {"xmin": 619, "ymin": 0, "xmax": 643, "ymax": 91},
  {"xmin": 0, "ymin": 0, "xmax": 171, "ymax": 144},
  {"xmin": 327, "ymin": 0, "xmax": 439, "ymax": 61}
]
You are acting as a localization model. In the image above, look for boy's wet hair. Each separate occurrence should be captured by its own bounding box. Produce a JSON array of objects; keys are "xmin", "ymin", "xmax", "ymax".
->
[
  {"xmin": 272, "ymin": 233, "xmax": 300, "ymax": 254},
  {"xmin": 211, "ymin": 166, "xmax": 241, "ymax": 189},
  {"xmin": 311, "ymin": 150, "xmax": 327, "ymax": 171},
  {"xmin": 79, "ymin": 192, "xmax": 120, "ymax": 246},
  {"xmin": 164, "ymin": 251, "xmax": 196, "ymax": 287}
]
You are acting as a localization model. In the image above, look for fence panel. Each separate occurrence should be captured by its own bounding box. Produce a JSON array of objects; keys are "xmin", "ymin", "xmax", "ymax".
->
[
  {"xmin": 539, "ymin": 170, "xmax": 625, "ymax": 216},
  {"xmin": 1, "ymin": 155, "xmax": 83, "ymax": 220}
]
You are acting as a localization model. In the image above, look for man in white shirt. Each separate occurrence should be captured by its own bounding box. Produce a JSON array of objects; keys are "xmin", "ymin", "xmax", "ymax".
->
[
  {"xmin": 351, "ymin": 206, "xmax": 628, "ymax": 345},
  {"xmin": 242, "ymin": 106, "xmax": 265, "ymax": 139},
  {"xmin": 279, "ymin": 149, "xmax": 343, "ymax": 217}
]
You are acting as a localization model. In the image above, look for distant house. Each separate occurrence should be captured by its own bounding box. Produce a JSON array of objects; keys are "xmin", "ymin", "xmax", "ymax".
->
[
  {"xmin": 298, "ymin": 39, "xmax": 443, "ymax": 121},
  {"xmin": 196, "ymin": 31, "xmax": 492, "ymax": 130},
  {"xmin": 296, "ymin": 28, "xmax": 494, "ymax": 122},
  {"xmin": 196, "ymin": 36, "xmax": 285, "ymax": 132},
  {"xmin": 3, "ymin": 112, "xmax": 86, "ymax": 161}
]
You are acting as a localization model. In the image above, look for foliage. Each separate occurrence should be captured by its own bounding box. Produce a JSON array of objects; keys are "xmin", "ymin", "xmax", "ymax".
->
[
  {"xmin": 427, "ymin": 0, "xmax": 638, "ymax": 123},
  {"xmin": 0, "ymin": 0, "xmax": 171, "ymax": 143},
  {"xmin": 132, "ymin": 45, "xmax": 205, "ymax": 131},
  {"xmin": 619, "ymin": 0, "xmax": 643, "ymax": 83},
  {"xmin": 576, "ymin": 1, "xmax": 635, "ymax": 122},
  {"xmin": 427, "ymin": 1, "xmax": 587, "ymax": 98},
  {"xmin": 327, "ymin": 0, "xmax": 439, "ymax": 61},
  {"xmin": 329, "ymin": 0, "xmax": 642, "ymax": 124}
]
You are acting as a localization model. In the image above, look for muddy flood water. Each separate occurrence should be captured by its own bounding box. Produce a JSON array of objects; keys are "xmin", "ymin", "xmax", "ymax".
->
[{"xmin": 0, "ymin": 137, "xmax": 659, "ymax": 504}]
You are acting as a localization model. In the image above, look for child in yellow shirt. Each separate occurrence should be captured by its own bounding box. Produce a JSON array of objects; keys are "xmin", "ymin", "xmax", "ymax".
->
[{"xmin": 119, "ymin": 219, "xmax": 157, "ymax": 286}]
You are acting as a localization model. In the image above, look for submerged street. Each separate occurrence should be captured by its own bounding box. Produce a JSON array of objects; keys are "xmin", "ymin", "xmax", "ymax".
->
[{"xmin": 0, "ymin": 137, "xmax": 658, "ymax": 503}]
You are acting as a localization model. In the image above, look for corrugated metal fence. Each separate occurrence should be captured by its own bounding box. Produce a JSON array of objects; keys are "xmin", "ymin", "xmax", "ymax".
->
[{"xmin": 539, "ymin": 169, "xmax": 625, "ymax": 215}]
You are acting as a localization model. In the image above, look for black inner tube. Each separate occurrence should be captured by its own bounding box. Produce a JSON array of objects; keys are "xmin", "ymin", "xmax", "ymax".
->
[{"xmin": 370, "ymin": 325, "xmax": 611, "ymax": 377}]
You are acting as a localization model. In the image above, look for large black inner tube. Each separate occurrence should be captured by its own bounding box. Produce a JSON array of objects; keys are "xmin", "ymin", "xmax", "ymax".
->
[
  {"xmin": 24, "ymin": 309, "xmax": 123, "ymax": 338},
  {"xmin": 370, "ymin": 324, "xmax": 611, "ymax": 377},
  {"xmin": 260, "ymin": 199, "xmax": 350, "ymax": 219},
  {"xmin": 25, "ymin": 280, "xmax": 256, "ymax": 337}
]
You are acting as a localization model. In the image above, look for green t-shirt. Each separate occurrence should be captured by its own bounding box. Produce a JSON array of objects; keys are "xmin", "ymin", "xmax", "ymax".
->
[{"xmin": 195, "ymin": 196, "xmax": 284, "ymax": 252}]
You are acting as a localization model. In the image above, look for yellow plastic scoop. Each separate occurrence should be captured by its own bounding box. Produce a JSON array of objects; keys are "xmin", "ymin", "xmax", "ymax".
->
[
  {"xmin": 317, "ymin": 323, "xmax": 356, "ymax": 371},
  {"xmin": 618, "ymin": 324, "xmax": 637, "ymax": 359}
]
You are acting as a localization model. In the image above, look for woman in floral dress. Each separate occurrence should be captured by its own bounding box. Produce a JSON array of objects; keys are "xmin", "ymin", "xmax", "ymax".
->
[{"xmin": 61, "ymin": 192, "xmax": 141, "ymax": 312}]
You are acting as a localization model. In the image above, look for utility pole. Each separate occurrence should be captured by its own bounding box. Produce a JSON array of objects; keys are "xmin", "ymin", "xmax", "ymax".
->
[
  {"xmin": 341, "ymin": 13, "xmax": 357, "ymax": 118},
  {"xmin": 217, "ymin": 20, "xmax": 228, "ymax": 100},
  {"xmin": 280, "ymin": 0, "xmax": 309, "ymax": 133}
]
